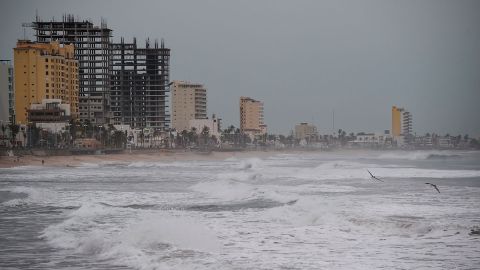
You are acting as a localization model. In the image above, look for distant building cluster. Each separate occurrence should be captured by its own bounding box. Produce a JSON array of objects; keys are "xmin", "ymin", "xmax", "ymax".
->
[{"xmin": 0, "ymin": 14, "xmax": 477, "ymax": 150}]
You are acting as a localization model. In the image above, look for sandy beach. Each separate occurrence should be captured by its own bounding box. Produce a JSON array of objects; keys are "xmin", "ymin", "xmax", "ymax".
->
[{"xmin": 0, "ymin": 149, "xmax": 286, "ymax": 168}]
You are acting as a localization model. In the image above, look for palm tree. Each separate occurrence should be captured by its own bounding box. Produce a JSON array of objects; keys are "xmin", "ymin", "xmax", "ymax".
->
[
  {"xmin": 181, "ymin": 130, "xmax": 188, "ymax": 148},
  {"xmin": 201, "ymin": 126, "xmax": 210, "ymax": 146},
  {"xmin": 8, "ymin": 123, "xmax": 20, "ymax": 147},
  {"xmin": 1, "ymin": 123, "xmax": 6, "ymax": 146},
  {"xmin": 187, "ymin": 127, "xmax": 198, "ymax": 147}
]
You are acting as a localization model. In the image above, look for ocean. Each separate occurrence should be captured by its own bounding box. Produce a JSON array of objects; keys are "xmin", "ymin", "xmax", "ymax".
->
[{"xmin": 1, "ymin": 150, "xmax": 479, "ymax": 269}]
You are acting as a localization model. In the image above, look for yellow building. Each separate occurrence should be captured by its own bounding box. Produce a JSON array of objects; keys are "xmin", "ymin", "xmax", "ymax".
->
[
  {"xmin": 14, "ymin": 40, "xmax": 79, "ymax": 124},
  {"xmin": 392, "ymin": 106, "xmax": 401, "ymax": 136},
  {"xmin": 392, "ymin": 106, "xmax": 412, "ymax": 136},
  {"xmin": 240, "ymin": 96, "xmax": 266, "ymax": 138}
]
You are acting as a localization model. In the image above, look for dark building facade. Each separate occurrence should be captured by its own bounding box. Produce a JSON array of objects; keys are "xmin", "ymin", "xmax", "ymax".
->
[
  {"xmin": 29, "ymin": 14, "xmax": 112, "ymax": 125},
  {"xmin": 110, "ymin": 38, "xmax": 170, "ymax": 130}
]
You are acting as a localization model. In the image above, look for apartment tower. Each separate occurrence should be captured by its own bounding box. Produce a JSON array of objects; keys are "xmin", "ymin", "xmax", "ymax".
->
[
  {"xmin": 110, "ymin": 38, "xmax": 170, "ymax": 130},
  {"xmin": 392, "ymin": 106, "xmax": 412, "ymax": 137},
  {"xmin": 240, "ymin": 96, "xmax": 266, "ymax": 137},
  {"xmin": 29, "ymin": 15, "xmax": 112, "ymax": 124},
  {"xmin": 0, "ymin": 60, "xmax": 14, "ymax": 123},
  {"xmin": 171, "ymin": 80, "xmax": 207, "ymax": 132},
  {"xmin": 13, "ymin": 40, "xmax": 79, "ymax": 124}
]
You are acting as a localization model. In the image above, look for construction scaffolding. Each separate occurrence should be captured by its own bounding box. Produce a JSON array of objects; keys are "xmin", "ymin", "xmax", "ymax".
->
[
  {"xmin": 29, "ymin": 14, "xmax": 112, "ymax": 125},
  {"xmin": 110, "ymin": 38, "xmax": 170, "ymax": 131}
]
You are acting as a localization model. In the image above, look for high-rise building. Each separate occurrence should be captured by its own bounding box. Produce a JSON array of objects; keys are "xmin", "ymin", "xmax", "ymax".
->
[
  {"xmin": 240, "ymin": 96, "xmax": 266, "ymax": 137},
  {"xmin": 13, "ymin": 40, "xmax": 79, "ymax": 124},
  {"xmin": 110, "ymin": 38, "xmax": 170, "ymax": 130},
  {"xmin": 29, "ymin": 15, "xmax": 112, "ymax": 124},
  {"xmin": 295, "ymin": 122, "xmax": 318, "ymax": 141},
  {"xmin": 0, "ymin": 60, "xmax": 14, "ymax": 124},
  {"xmin": 171, "ymin": 80, "xmax": 207, "ymax": 132},
  {"xmin": 391, "ymin": 106, "xmax": 412, "ymax": 137}
]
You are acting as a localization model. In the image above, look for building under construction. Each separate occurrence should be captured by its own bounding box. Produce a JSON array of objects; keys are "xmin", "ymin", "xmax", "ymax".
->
[
  {"xmin": 28, "ymin": 14, "xmax": 112, "ymax": 125},
  {"xmin": 110, "ymin": 38, "xmax": 170, "ymax": 130}
]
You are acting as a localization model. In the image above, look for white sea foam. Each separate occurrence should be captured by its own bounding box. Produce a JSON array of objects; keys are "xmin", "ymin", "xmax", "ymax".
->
[
  {"xmin": 41, "ymin": 203, "xmax": 221, "ymax": 270},
  {"xmin": 237, "ymin": 157, "xmax": 264, "ymax": 170},
  {"xmin": 3, "ymin": 150, "xmax": 480, "ymax": 269},
  {"xmin": 190, "ymin": 179, "xmax": 257, "ymax": 201},
  {"xmin": 376, "ymin": 150, "xmax": 469, "ymax": 161}
]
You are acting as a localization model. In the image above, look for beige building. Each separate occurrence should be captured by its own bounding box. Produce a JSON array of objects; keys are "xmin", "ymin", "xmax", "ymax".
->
[
  {"xmin": 295, "ymin": 122, "xmax": 318, "ymax": 141},
  {"xmin": 240, "ymin": 96, "xmax": 266, "ymax": 138},
  {"xmin": 14, "ymin": 40, "xmax": 79, "ymax": 124},
  {"xmin": 171, "ymin": 80, "xmax": 207, "ymax": 132}
]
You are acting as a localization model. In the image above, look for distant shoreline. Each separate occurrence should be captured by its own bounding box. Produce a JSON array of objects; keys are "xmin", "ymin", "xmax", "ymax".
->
[
  {"xmin": 0, "ymin": 148, "xmax": 477, "ymax": 169},
  {"xmin": 0, "ymin": 149, "xmax": 283, "ymax": 169}
]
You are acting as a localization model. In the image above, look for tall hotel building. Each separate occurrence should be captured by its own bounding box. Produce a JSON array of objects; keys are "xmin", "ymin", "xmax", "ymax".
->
[
  {"xmin": 391, "ymin": 106, "xmax": 412, "ymax": 137},
  {"xmin": 240, "ymin": 96, "xmax": 267, "ymax": 137},
  {"xmin": 171, "ymin": 80, "xmax": 207, "ymax": 132},
  {"xmin": 110, "ymin": 38, "xmax": 170, "ymax": 130},
  {"xmin": 13, "ymin": 40, "xmax": 79, "ymax": 124},
  {"xmin": 29, "ymin": 15, "xmax": 112, "ymax": 124},
  {"xmin": 0, "ymin": 60, "xmax": 14, "ymax": 123}
]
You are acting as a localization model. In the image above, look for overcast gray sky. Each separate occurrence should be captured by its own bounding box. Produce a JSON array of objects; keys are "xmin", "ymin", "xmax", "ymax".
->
[{"xmin": 1, "ymin": 0, "xmax": 479, "ymax": 136}]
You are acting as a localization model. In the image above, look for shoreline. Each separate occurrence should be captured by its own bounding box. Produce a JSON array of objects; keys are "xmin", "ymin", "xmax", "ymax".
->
[
  {"xmin": 0, "ymin": 149, "xmax": 287, "ymax": 169},
  {"xmin": 0, "ymin": 148, "xmax": 477, "ymax": 169}
]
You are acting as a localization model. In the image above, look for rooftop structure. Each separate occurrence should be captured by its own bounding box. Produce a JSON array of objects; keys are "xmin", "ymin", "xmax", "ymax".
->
[{"xmin": 28, "ymin": 99, "xmax": 71, "ymax": 123}]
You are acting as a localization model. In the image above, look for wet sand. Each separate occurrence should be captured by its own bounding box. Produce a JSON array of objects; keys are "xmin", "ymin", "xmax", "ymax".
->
[{"xmin": 0, "ymin": 150, "xmax": 284, "ymax": 168}]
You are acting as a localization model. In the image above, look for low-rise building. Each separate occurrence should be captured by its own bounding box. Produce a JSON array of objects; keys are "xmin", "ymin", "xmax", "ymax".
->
[
  {"xmin": 27, "ymin": 99, "xmax": 71, "ymax": 123},
  {"xmin": 351, "ymin": 131, "xmax": 393, "ymax": 147},
  {"xmin": 295, "ymin": 122, "xmax": 318, "ymax": 141},
  {"xmin": 189, "ymin": 114, "xmax": 221, "ymax": 139}
]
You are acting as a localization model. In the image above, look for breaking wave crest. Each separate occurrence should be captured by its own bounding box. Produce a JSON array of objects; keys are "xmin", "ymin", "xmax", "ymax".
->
[
  {"xmin": 377, "ymin": 150, "xmax": 469, "ymax": 161},
  {"xmin": 41, "ymin": 202, "xmax": 221, "ymax": 270}
]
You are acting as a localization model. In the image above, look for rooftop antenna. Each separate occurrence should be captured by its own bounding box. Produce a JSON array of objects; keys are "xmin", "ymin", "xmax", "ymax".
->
[{"xmin": 332, "ymin": 109, "xmax": 335, "ymax": 135}]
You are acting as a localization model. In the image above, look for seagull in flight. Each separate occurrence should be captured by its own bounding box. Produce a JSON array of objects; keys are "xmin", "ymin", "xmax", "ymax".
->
[
  {"xmin": 425, "ymin": 183, "xmax": 440, "ymax": 193},
  {"xmin": 367, "ymin": 170, "xmax": 384, "ymax": 182}
]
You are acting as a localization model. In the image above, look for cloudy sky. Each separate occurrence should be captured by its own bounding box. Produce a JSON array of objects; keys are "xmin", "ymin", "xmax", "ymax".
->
[{"xmin": 1, "ymin": 0, "xmax": 479, "ymax": 136}]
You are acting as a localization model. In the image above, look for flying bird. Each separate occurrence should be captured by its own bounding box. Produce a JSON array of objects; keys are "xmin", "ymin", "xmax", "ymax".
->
[
  {"xmin": 367, "ymin": 170, "xmax": 384, "ymax": 182},
  {"xmin": 425, "ymin": 183, "xmax": 440, "ymax": 193}
]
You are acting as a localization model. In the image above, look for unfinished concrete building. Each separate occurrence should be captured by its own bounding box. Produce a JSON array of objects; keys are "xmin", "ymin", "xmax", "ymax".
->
[
  {"xmin": 110, "ymin": 38, "xmax": 170, "ymax": 130},
  {"xmin": 28, "ymin": 14, "xmax": 112, "ymax": 125}
]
